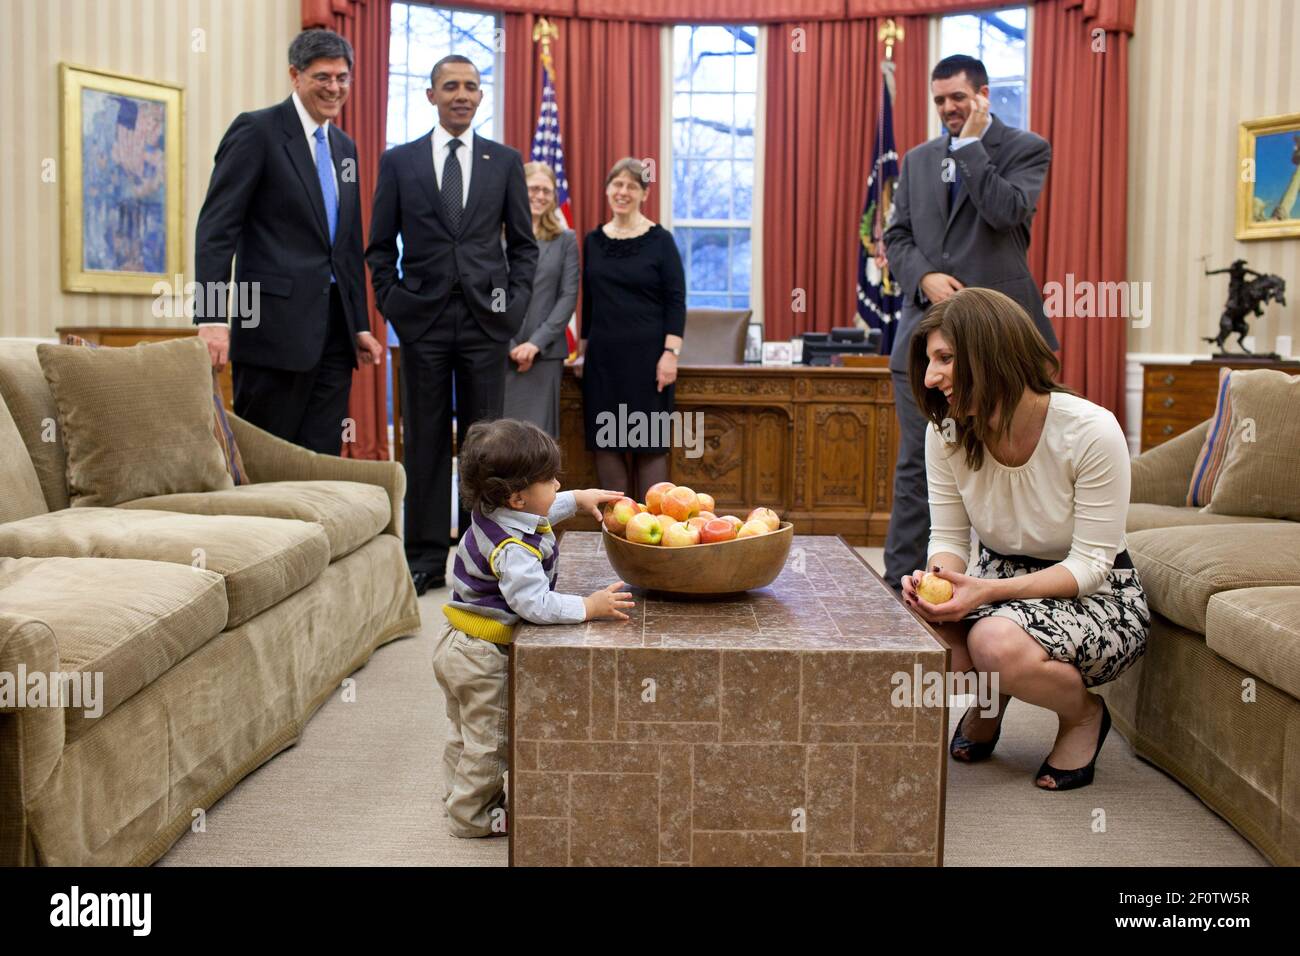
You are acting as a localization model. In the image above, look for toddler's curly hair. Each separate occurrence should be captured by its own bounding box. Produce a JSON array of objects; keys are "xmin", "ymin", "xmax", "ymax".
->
[{"xmin": 457, "ymin": 418, "xmax": 562, "ymax": 514}]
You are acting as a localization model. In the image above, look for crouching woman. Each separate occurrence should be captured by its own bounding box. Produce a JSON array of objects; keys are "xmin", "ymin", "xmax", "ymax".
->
[{"xmin": 900, "ymin": 287, "xmax": 1149, "ymax": 791}]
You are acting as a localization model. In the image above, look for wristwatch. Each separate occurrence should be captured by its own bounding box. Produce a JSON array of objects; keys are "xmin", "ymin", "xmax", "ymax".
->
[{"xmin": 664, "ymin": 346, "xmax": 681, "ymax": 356}]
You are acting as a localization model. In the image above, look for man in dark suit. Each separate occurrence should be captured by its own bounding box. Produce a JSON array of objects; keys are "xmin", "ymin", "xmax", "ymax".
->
[
  {"xmin": 367, "ymin": 55, "xmax": 537, "ymax": 594},
  {"xmin": 194, "ymin": 29, "xmax": 383, "ymax": 454},
  {"xmin": 882, "ymin": 54, "xmax": 1056, "ymax": 591}
]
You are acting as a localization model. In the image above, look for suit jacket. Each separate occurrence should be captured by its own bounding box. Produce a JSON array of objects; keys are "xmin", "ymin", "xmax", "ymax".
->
[
  {"xmin": 366, "ymin": 130, "xmax": 537, "ymax": 343},
  {"xmin": 193, "ymin": 96, "xmax": 367, "ymax": 372},
  {"xmin": 511, "ymin": 230, "xmax": 579, "ymax": 361},
  {"xmin": 884, "ymin": 113, "xmax": 1057, "ymax": 374}
]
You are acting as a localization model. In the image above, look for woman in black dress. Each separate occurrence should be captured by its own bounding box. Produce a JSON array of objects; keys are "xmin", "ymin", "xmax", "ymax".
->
[{"xmin": 573, "ymin": 157, "xmax": 686, "ymax": 499}]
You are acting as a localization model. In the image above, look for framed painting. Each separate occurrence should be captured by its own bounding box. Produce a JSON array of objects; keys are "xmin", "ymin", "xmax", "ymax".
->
[
  {"xmin": 60, "ymin": 63, "xmax": 184, "ymax": 293},
  {"xmin": 1237, "ymin": 111, "xmax": 1300, "ymax": 241}
]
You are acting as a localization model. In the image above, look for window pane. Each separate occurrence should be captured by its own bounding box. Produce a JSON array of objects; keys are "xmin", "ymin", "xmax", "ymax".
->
[
  {"xmin": 734, "ymin": 29, "xmax": 758, "ymax": 92},
  {"xmin": 684, "ymin": 160, "xmax": 729, "ymax": 219},
  {"xmin": 938, "ymin": 6, "xmax": 1029, "ymax": 130},
  {"xmin": 689, "ymin": 228, "xmax": 729, "ymax": 291},
  {"xmin": 732, "ymin": 160, "xmax": 753, "ymax": 220},
  {"xmin": 390, "ymin": 3, "xmax": 408, "ymax": 69},
  {"xmin": 731, "ymin": 230, "xmax": 751, "ymax": 294},
  {"xmin": 733, "ymin": 93, "xmax": 756, "ymax": 158},
  {"xmin": 672, "ymin": 159, "xmax": 690, "ymax": 220},
  {"xmin": 686, "ymin": 94, "xmax": 734, "ymax": 158}
]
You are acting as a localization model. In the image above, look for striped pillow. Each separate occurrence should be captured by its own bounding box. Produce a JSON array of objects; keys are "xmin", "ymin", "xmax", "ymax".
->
[
  {"xmin": 1186, "ymin": 366, "xmax": 1232, "ymax": 507},
  {"xmin": 61, "ymin": 334, "xmax": 247, "ymax": 485}
]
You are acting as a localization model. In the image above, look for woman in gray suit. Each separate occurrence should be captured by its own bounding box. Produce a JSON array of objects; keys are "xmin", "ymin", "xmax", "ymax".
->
[{"xmin": 503, "ymin": 162, "xmax": 579, "ymax": 437}]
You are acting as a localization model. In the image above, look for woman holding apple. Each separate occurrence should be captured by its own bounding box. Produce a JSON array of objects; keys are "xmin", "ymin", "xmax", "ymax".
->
[
  {"xmin": 503, "ymin": 162, "xmax": 580, "ymax": 437},
  {"xmin": 572, "ymin": 157, "xmax": 687, "ymax": 500},
  {"xmin": 899, "ymin": 287, "xmax": 1149, "ymax": 792}
]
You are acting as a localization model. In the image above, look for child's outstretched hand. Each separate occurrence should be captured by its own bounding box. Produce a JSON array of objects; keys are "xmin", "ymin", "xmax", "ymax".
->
[
  {"xmin": 573, "ymin": 488, "xmax": 627, "ymax": 521},
  {"xmin": 584, "ymin": 581, "xmax": 635, "ymax": 621}
]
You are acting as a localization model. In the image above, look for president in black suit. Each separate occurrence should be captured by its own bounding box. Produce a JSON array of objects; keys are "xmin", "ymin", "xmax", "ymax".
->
[
  {"xmin": 194, "ymin": 29, "xmax": 384, "ymax": 453},
  {"xmin": 367, "ymin": 54, "xmax": 537, "ymax": 594},
  {"xmin": 882, "ymin": 54, "xmax": 1056, "ymax": 591}
]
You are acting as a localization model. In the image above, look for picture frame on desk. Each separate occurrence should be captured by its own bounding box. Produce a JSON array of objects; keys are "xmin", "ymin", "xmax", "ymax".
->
[
  {"xmin": 761, "ymin": 341, "xmax": 793, "ymax": 366},
  {"xmin": 1236, "ymin": 111, "xmax": 1300, "ymax": 241},
  {"xmin": 744, "ymin": 323, "xmax": 763, "ymax": 363}
]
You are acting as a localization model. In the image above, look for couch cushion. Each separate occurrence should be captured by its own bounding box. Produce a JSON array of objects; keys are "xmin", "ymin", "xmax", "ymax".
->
[
  {"xmin": 0, "ymin": 508, "xmax": 329, "ymax": 627},
  {"xmin": 0, "ymin": 394, "xmax": 48, "ymax": 524},
  {"xmin": 1206, "ymin": 587, "xmax": 1300, "ymax": 700},
  {"xmin": 1127, "ymin": 523, "xmax": 1300, "ymax": 632},
  {"xmin": 1207, "ymin": 369, "xmax": 1300, "ymax": 521},
  {"xmin": 0, "ymin": 341, "xmax": 69, "ymax": 511},
  {"xmin": 1186, "ymin": 367, "xmax": 1233, "ymax": 507},
  {"xmin": 1125, "ymin": 503, "xmax": 1288, "ymax": 533},
  {"xmin": 0, "ymin": 556, "xmax": 228, "ymax": 740},
  {"xmin": 117, "ymin": 480, "xmax": 390, "ymax": 561},
  {"xmin": 37, "ymin": 338, "xmax": 233, "ymax": 507}
]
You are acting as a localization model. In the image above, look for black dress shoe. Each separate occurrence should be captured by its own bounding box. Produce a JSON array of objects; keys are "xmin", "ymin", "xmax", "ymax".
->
[
  {"xmin": 1036, "ymin": 696, "xmax": 1111, "ymax": 791},
  {"xmin": 411, "ymin": 570, "xmax": 445, "ymax": 596}
]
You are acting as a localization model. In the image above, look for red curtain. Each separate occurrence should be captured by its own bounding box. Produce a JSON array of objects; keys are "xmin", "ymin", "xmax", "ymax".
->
[
  {"xmin": 1029, "ymin": 0, "xmax": 1134, "ymax": 422},
  {"xmin": 439, "ymin": 0, "xmax": 1006, "ymax": 23},
  {"xmin": 761, "ymin": 16, "xmax": 929, "ymax": 340},
  {"xmin": 302, "ymin": 0, "xmax": 392, "ymax": 460}
]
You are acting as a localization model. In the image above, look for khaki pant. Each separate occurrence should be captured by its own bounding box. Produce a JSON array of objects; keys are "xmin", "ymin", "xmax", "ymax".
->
[{"xmin": 432, "ymin": 619, "xmax": 509, "ymax": 838}]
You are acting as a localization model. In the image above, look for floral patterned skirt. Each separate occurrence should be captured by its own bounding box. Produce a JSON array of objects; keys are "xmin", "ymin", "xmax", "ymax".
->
[{"xmin": 963, "ymin": 546, "xmax": 1150, "ymax": 688}]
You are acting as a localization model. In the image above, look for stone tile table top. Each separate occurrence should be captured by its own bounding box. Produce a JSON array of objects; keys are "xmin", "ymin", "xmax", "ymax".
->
[{"xmin": 509, "ymin": 532, "xmax": 950, "ymax": 867}]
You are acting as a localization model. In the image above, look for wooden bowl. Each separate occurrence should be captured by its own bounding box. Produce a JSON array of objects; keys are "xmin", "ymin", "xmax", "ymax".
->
[{"xmin": 601, "ymin": 522, "xmax": 794, "ymax": 597}]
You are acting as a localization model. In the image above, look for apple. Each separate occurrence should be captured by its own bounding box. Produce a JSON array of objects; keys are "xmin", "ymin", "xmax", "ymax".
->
[
  {"xmin": 697, "ymin": 493, "xmax": 715, "ymax": 514},
  {"xmin": 602, "ymin": 496, "xmax": 640, "ymax": 537},
  {"xmin": 661, "ymin": 485, "xmax": 701, "ymax": 522},
  {"xmin": 699, "ymin": 518, "xmax": 737, "ymax": 544},
  {"xmin": 645, "ymin": 481, "xmax": 675, "ymax": 515},
  {"xmin": 686, "ymin": 516, "xmax": 709, "ymax": 532},
  {"xmin": 637, "ymin": 503, "xmax": 649, "ymax": 513},
  {"xmin": 746, "ymin": 507, "xmax": 780, "ymax": 532},
  {"xmin": 662, "ymin": 520, "xmax": 701, "ymax": 548},
  {"xmin": 625, "ymin": 512, "xmax": 664, "ymax": 545},
  {"xmin": 697, "ymin": 511, "xmax": 716, "ymax": 522},
  {"xmin": 916, "ymin": 572, "xmax": 954, "ymax": 605},
  {"xmin": 720, "ymin": 515, "xmax": 744, "ymax": 532},
  {"xmin": 736, "ymin": 519, "xmax": 769, "ymax": 538}
]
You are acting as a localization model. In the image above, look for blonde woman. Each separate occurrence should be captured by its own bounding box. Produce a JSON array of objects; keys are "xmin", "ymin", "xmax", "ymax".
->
[
  {"xmin": 503, "ymin": 162, "xmax": 579, "ymax": 437},
  {"xmin": 573, "ymin": 157, "xmax": 686, "ymax": 500}
]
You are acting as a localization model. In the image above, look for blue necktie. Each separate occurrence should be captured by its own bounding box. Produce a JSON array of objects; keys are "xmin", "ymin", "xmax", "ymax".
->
[
  {"xmin": 947, "ymin": 145, "xmax": 962, "ymax": 210},
  {"xmin": 314, "ymin": 126, "xmax": 338, "ymax": 245}
]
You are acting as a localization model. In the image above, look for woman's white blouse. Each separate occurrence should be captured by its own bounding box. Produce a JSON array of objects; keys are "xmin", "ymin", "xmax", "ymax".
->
[{"xmin": 924, "ymin": 390, "xmax": 1132, "ymax": 597}]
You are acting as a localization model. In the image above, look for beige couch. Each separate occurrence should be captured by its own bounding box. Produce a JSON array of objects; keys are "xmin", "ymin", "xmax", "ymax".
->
[
  {"xmin": 1101, "ymin": 420, "xmax": 1300, "ymax": 865},
  {"xmin": 0, "ymin": 341, "xmax": 420, "ymax": 865}
]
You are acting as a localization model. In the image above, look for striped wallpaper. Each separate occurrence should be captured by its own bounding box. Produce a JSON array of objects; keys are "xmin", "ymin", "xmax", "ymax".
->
[
  {"xmin": 1127, "ymin": 0, "xmax": 1299, "ymax": 357},
  {"xmin": 0, "ymin": 0, "xmax": 298, "ymax": 339}
]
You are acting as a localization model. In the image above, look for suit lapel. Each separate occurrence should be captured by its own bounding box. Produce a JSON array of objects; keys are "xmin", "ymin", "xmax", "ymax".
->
[
  {"xmin": 329, "ymin": 124, "xmax": 351, "ymax": 250},
  {"xmin": 460, "ymin": 134, "xmax": 491, "ymax": 233},
  {"xmin": 945, "ymin": 114, "xmax": 1007, "ymax": 234},
  {"xmin": 280, "ymin": 97, "xmax": 331, "ymax": 246}
]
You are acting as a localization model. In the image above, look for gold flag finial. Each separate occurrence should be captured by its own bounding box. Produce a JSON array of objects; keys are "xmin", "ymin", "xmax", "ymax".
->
[
  {"xmin": 878, "ymin": 19, "xmax": 904, "ymax": 61},
  {"xmin": 533, "ymin": 17, "xmax": 559, "ymax": 71}
]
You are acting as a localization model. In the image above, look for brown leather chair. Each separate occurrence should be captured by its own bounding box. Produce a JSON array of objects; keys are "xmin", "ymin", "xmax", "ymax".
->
[{"xmin": 678, "ymin": 308, "xmax": 753, "ymax": 365}]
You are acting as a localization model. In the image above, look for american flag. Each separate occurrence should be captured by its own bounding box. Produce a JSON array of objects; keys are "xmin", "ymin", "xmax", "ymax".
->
[
  {"xmin": 856, "ymin": 58, "xmax": 904, "ymax": 355},
  {"xmin": 530, "ymin": 61, "xmax": 578, "ymax": 358}
]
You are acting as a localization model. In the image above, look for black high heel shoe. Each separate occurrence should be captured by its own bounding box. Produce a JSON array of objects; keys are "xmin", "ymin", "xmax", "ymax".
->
[
  {"xmin": 1036, "ymin": 696, "xmax": 1111, "ymax": 791},
  {"xmin": 949, "ymin": 704, "xmax": 1005, "ymax": 762}
]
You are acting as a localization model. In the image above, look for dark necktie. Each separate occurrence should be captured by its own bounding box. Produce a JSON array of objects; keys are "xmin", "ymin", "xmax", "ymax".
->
[
  {"xmin": 442, "ymin": 138, "xmax": 463, "ymax": 233},
  {"xmin": 947, "ymin": 148, "xmax": 962, "ymax": 211}
]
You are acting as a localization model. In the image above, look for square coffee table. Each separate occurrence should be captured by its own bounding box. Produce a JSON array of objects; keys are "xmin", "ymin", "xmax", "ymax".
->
[{"xmin": 509, "ymin": 532, "xmax": 949, "ymax": 866}]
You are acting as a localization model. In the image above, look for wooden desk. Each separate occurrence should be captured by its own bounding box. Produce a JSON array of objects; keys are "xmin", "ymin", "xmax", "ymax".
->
[{"xmin": 57, "ymin": 326, "xmax": 233, "ymax": 410}]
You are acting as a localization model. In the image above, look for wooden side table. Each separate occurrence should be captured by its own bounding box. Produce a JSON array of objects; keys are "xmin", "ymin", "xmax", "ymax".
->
[{"xmin": 1141, "ymin": 360, "xmax": 1300, "ymax": 451}]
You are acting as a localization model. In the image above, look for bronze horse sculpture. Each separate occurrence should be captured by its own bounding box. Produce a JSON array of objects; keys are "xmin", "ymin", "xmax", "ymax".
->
[{"xmin": 1203, "ymin": 264, "xmax": 1287, "ymax": 353}]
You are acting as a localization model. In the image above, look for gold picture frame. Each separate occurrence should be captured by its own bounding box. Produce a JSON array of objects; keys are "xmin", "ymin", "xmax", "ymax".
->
[
  {"xmin": 1236, "ymin": 111, "xmax": 1300, "ymax": 241},
  {"xmin": 60, "ymin": 63, "xmax": 184, "ymax": 293}
]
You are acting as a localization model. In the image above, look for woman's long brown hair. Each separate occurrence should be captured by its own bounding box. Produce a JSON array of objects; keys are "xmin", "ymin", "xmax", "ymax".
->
[{"xmin": 907, "ymin": 287, "xmax": 1071, "ymax": 471}]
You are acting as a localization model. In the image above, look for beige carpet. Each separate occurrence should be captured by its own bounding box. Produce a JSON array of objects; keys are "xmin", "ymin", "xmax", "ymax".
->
[{"xmin": 157, "ymin": 547, "xmax": 1266, "ymax": 867}]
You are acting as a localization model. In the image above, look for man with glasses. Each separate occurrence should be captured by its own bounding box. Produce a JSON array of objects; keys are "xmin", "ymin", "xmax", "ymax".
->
[{"xmin": 194, "ymin": 28, "xmax": 383, "ymax": 453}]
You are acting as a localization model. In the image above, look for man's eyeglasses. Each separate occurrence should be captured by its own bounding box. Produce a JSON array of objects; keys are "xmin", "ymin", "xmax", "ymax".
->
[{"xmin": 310, "ymin": 73, "xmax": 351, "ymax": 88}]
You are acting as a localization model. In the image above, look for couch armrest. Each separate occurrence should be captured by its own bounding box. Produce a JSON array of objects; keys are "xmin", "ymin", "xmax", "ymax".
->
[
  {"xmin": 229, "ymin": 414, "xmax": 406, "ymax": 538},
  {"xmin": 0, "ymin": 615, "xmax": 65, "ymax": 865},
  {"xmin": 1130, "ymin": 419, "xmax": 1211, "ymax": 507}
]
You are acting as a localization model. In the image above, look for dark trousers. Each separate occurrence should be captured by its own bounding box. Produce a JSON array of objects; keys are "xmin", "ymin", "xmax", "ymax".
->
[
  {"xmin": 400, "ymin": 293, "xmax": 508, "ymax": 574},
  {"xmin": 232, "ymin": 284, "xmax": 356, "ymax": 455},
  {"xmin": 883, "ymin": 365, "xmax": 930, "ymax": 592}
]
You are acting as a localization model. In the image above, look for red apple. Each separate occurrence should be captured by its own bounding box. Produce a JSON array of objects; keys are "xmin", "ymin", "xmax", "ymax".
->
[
  {"xmin": 662, "ymin": 520, "xmax": 701, "ymax": 548},
  {"xmin": 626, "ymin": 512, "xmax": 664, "ymax": 545},
  {"xmin": 645, "ymin": 481, "xmax": 675, "ymax": 515},
  {"xmin": 661, "ymin": 485, "xmax": 701, "ymax": 522},
  {"xmin": 602, "ymin": 496, "xmax": 640, "ymax": 537},
  {"xmin": 746, "ymin": 507, "xmax": 780, "ymax": 532},
  {"xmin": 697, "ymin": 493, "xmax": 716, "ymax": 514},
  {"xmin": 699, "ymin": 518, "xmax": 737, "ymax": 544},
  {"xmin": 720, "ymin": 515, "xmax": 744, "ymax": 532},
  {"xmin": 736, "ymin": 519, "xmax": 769, "ymax": 538},
  {"xmin": 686, "ymin": 516, "xmax": 709, "ymax": 532},
  {"xmin": 697, "ymin": 511, "xmax": 717, "ymax": 522}
]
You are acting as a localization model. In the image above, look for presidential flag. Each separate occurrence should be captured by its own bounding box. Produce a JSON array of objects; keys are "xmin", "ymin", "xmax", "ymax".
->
[
  {"xmin": 857, "ymin": 58, "xmax": 904, "ymax": 356},
  {"xmin": 530, "ymin": 60, "xmax": 578, "ymax": 357}
]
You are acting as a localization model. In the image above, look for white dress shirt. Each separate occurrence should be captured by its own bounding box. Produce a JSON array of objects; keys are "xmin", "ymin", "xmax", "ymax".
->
[
  {"xmin": 432, "ymin": 123, "xmax": 473, "ymax": 206},
  {"xmin": 924, "ymin": 391, "xmax": 1132, "ymax": 597},
  {"xmin": 486, "ymin": 491, "xmax": 587, "ymax": 625},
  {"xmin": 949, "ymin": 118, "xmax": 990, "ymax": 153}
]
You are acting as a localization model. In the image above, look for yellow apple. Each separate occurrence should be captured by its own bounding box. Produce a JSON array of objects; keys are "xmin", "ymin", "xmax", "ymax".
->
[
  {"xmin": 662, "ymin": 520, "xmax": 701, "ymax": 548},
  {"xmin": 916, "ymin": 572, "xmax": 954, "ymax": 605},
  {"xmin": 746, "ymin": 507, "xmax": 780, "ymax": 532}
]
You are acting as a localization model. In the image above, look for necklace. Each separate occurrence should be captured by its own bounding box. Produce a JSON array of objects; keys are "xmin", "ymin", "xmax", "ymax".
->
[{"xmin": 606, "ymin": 215, "xmax": 650, "ymax": 238}]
